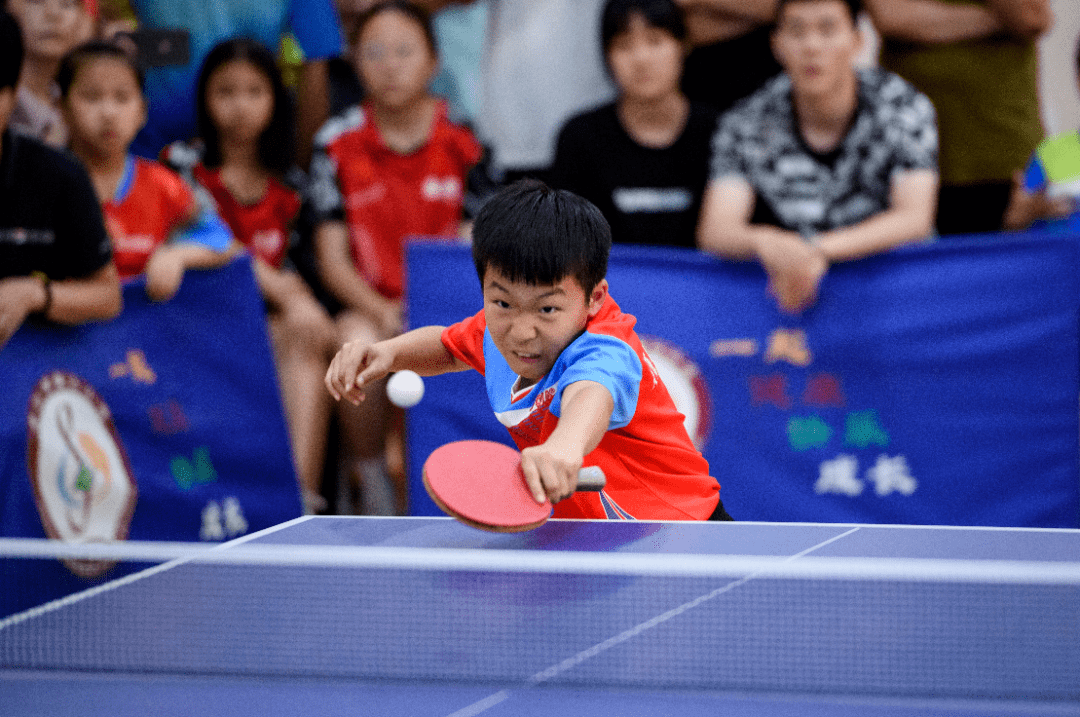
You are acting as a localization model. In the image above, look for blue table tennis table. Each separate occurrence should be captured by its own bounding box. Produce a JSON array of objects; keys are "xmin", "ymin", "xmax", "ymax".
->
[{"xmin": 2, "ymin": 516, "xmax": 1079, "ymax": 717}]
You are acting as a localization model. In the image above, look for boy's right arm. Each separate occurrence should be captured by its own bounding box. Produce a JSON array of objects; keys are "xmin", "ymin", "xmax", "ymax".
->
[{"xmin": 325, "ymin": 325, "xmax": 467, "ymax": 404}]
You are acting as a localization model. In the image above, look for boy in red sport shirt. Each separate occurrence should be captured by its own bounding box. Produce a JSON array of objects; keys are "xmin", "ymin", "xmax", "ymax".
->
[{"xmin": 326, "ymin": 180, "xmax": 732, "ymax": 522}]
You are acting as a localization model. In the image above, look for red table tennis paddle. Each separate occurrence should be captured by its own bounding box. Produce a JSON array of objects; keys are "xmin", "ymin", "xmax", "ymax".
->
[{"xmin": 422, "ymin": 440, "xmax": 606, "ymax": 532}]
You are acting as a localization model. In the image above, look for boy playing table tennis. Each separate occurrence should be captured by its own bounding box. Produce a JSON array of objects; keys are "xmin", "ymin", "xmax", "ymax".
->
[{"xmin": 325, "ymin": 180, "xmax": 730, "ymax": 521}]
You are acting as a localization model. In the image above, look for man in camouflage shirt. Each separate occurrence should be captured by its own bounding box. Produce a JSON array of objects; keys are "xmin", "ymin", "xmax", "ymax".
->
[{"xmin": 697, "ymin": 0, "xmax": 938, "ymax": 314}]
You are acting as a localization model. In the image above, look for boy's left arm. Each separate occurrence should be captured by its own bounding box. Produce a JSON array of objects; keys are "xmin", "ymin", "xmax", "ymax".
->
[{"xmin": 521, "ymin": 380, "xmax": 614, "ymax": 505}]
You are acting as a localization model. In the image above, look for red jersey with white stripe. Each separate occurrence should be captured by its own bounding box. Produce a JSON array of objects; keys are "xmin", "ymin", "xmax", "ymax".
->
[
  {"xmin": 442, "ymin": 296, "xmax": 720, "ymax": 521},
  {"xmin": 193, "ymin": 165, "xmax": 300, "ymax": 269},
  {"xmin": 309, "ymin": 101, "xmax": 481, "ymax": 299}
]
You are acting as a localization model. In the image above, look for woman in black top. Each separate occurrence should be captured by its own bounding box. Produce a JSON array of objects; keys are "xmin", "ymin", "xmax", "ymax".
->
[{"xmin": 551, "ymin": 0, "xmax": 718, "ymax": 249}]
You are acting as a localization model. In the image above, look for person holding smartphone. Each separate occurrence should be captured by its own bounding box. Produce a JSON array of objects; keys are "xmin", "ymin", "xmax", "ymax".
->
[{"xmin": 103, "ymin": 0, "xmax": 344, "ymax": 169}]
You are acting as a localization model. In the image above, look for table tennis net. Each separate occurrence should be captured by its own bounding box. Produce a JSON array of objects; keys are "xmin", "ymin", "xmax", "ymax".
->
[{"xmin": 1, "ymin": 539, "xmax": 1078, "ymax": 701}]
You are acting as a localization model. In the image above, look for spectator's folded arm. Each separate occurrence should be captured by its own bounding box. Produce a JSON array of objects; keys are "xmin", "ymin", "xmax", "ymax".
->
[
  {"xmin": 864, "ymin": 0, "xmax": 1002, "ymax": 44},
  {"xmin": 815, "ymin": 169, "xmax": 939, "ymax": 263}
]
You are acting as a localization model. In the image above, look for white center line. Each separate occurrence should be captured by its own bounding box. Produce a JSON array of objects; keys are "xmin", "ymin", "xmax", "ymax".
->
[{"xmin": 441, "ymin": 527, "xmax": 862, "ymax": 716}]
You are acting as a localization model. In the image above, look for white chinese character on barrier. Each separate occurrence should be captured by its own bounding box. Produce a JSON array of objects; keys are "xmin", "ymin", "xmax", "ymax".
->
[
  {"xmin": 200, "ymin": 501, "xmax": 225, "ymax": 541},
  {"xmin": 222, "ymin": 497, "xmax": 249, "ymax": 537},
  {"xmin": 815, "ymin": 454, "xmax": 863, "ymax": 497},
  {"xmin": 866, "ymin": 454, "xmax": 918, "ymax": 496}
]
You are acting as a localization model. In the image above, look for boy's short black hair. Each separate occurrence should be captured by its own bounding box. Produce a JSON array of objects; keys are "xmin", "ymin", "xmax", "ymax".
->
[
  {"xmin": 471, "ymin": 180, "xmax": 611, "ymax": 297},
  {"xmin": 600, "ymin": 0, "xmax": 686, "ymax": 56},
  {"xmin": 0, "ymin": 10, "xmax": 23, "ymax": 92},
  {"xmin": 57, "ymin": 40, "xmax": 145, "ymax": 98},
  {"xmin": 775, "ymin": 0, "xmax": 862, "ymax": 25}
]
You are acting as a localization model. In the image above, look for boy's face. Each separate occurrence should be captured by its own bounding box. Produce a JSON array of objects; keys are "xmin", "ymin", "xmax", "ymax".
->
[
  {"xmin": 7, "ymin": 0, "xmax": 92, "ymax": 62},
  {"xmin": 772, "ymin": 0, "xmax": 861, "ymax": 100},
  {"xmin": 482, "ymin": 266, "xmax": 608, "ymax": 383},
  {"xmin": 62, "ymin": 57, "xmax": 145, "ymax": 160}
]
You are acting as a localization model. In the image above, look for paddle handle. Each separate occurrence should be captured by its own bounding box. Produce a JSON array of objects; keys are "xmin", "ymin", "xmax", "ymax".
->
[{"xmin": 576, "ymin": 466, "xmax": 606, "ymax": 492}]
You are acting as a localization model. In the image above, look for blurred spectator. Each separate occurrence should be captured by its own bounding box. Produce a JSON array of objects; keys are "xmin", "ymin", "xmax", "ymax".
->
[
  {"xmin": 333, "ymin": 0, "xmax": 485, "ymax": 125},
  {"xmin": 5, "ymin": 0, "xmax": 95, "ymax": 147},
  {"xmin": 327, "ymin": 0, "xmax": 366, "ymax": 116},
  {"xmin": 674, "ymin": 0, "xmax": 782, "ymax": 113},
  {"xmin": 0, "ymin": 11, "xmax": 121, "ymax": 351},
  {"xmin": 163, "ymin": 38, "xmax": 337, "ymax": 515},
  {"xmin": 58, "ymin": 41, "xmax": 234, "ymax": 302},
  {"xmin": 307, "ymin": 1, "xmax": 480, "ymax": 514},
  {"xmin": 697, "ymin": 0, "xmax": 938, "ymax": 314},
  {"xmin": 1004, "ymin": 32, "xmax": 1080, "ymax": 234},
  {"xmin": 421, "ymin": 0, "xmax": 615, "ymax": 184},
  {"xmin": 101, "ymin": 0, "xmax": 343, "ymax": 168},
  {"xmin": 551, "ymin": 0, "xmax": 717, "ymax": 248},
  {"xmin": 429, "ymin": 1, "xmax": 486, "ymax": 127},
  {"xmin": 865, "ymin": 0, "xmax": 1052, "ymax": 235}
]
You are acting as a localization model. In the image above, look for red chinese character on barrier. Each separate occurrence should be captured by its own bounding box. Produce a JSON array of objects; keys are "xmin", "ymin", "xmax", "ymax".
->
[
  {"xmin": 749, "ymin": 374, "xmax": 793, "ymax": 409},
  {"xmin": 802, "ymin": 373, "xmax": 846, "ymax": 407},
  {"xmin": 148, "ymin": 399, "xmax": 189, "ymax": 435}
]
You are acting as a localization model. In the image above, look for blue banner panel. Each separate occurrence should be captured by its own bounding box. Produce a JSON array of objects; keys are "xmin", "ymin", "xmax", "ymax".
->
[
  {"xmin": 1, "ymin": 258, "xmax": 301, "ymax": 617},
  {"xmin": 405, "ymin": 234, "xmax": 1080, "ymax": 528}
]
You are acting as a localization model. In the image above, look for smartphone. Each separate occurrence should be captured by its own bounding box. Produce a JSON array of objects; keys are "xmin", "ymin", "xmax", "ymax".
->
[{"xmin": 118, "ymin": 28, "xmax": 191, "ymax": 68}]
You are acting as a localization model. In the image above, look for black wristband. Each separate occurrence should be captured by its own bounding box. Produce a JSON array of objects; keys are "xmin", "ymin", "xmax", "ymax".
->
[{"xmin": 30, "ymin": 271, "xmax": 52, "ymax": 319}]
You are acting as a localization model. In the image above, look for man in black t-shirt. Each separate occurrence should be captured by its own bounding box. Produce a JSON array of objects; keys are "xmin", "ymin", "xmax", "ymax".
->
[{"xmin": 0, "ymin": 10, "xmax": 121, "ymax": 350}]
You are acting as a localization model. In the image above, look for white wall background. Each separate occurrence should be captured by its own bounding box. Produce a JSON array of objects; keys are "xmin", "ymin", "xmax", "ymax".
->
[{"xmin": 1040, "ymin": 0, "xmax": 1080, "ymax": 135}]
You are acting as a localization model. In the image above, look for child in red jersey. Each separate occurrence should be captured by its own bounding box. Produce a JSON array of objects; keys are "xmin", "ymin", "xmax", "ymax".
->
[
  {"xmin": 162, "ymin": 38, "xmax": 337, "ymax": 515},
  {"xmin": 308, "ymin": 1, "xmax": 481, "ymax": 515},
  {"xmin": 326, "ymin": 181, "xmax": 732, "ymax": 522},
  {"xmin": 57, "ymin": 41, "xmax": 234, "ymax": 303}
]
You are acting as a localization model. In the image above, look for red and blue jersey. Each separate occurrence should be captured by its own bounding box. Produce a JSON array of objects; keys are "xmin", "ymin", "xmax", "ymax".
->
[
  {"xmin": 193, "ymin": 164, "xmax": 300, "ymax": 270},
  {"xmin": 442, "ymin": 296, "xmax": 720, "ymax": 521},
  {"xmin": 103, "ymin": 156, "xmax": 199, "ymax": 279},
  {"xmin": 103, "ymin": 156, "xmax": 233, "ymax": 279}
]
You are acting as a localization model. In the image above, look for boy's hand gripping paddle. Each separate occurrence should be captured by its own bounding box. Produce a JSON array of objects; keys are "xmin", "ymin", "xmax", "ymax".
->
[{"xmin": 422, "ymin": 440, "xmax": 606, "ymax": 532}]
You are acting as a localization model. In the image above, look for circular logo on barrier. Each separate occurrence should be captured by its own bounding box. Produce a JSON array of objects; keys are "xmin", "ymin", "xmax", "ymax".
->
[
  {"xmin": 640, "ymin": 336, "xmax": 712, "ymax": 450},
  {"xmin": 26, "ymin": 371, "xmax": 138, "ymax": 577}
]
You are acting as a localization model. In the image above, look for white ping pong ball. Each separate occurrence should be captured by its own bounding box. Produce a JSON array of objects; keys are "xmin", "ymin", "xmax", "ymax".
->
[{"xmin": 387, "ymin": 370, "xmax": 425, "ymax": 408}]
